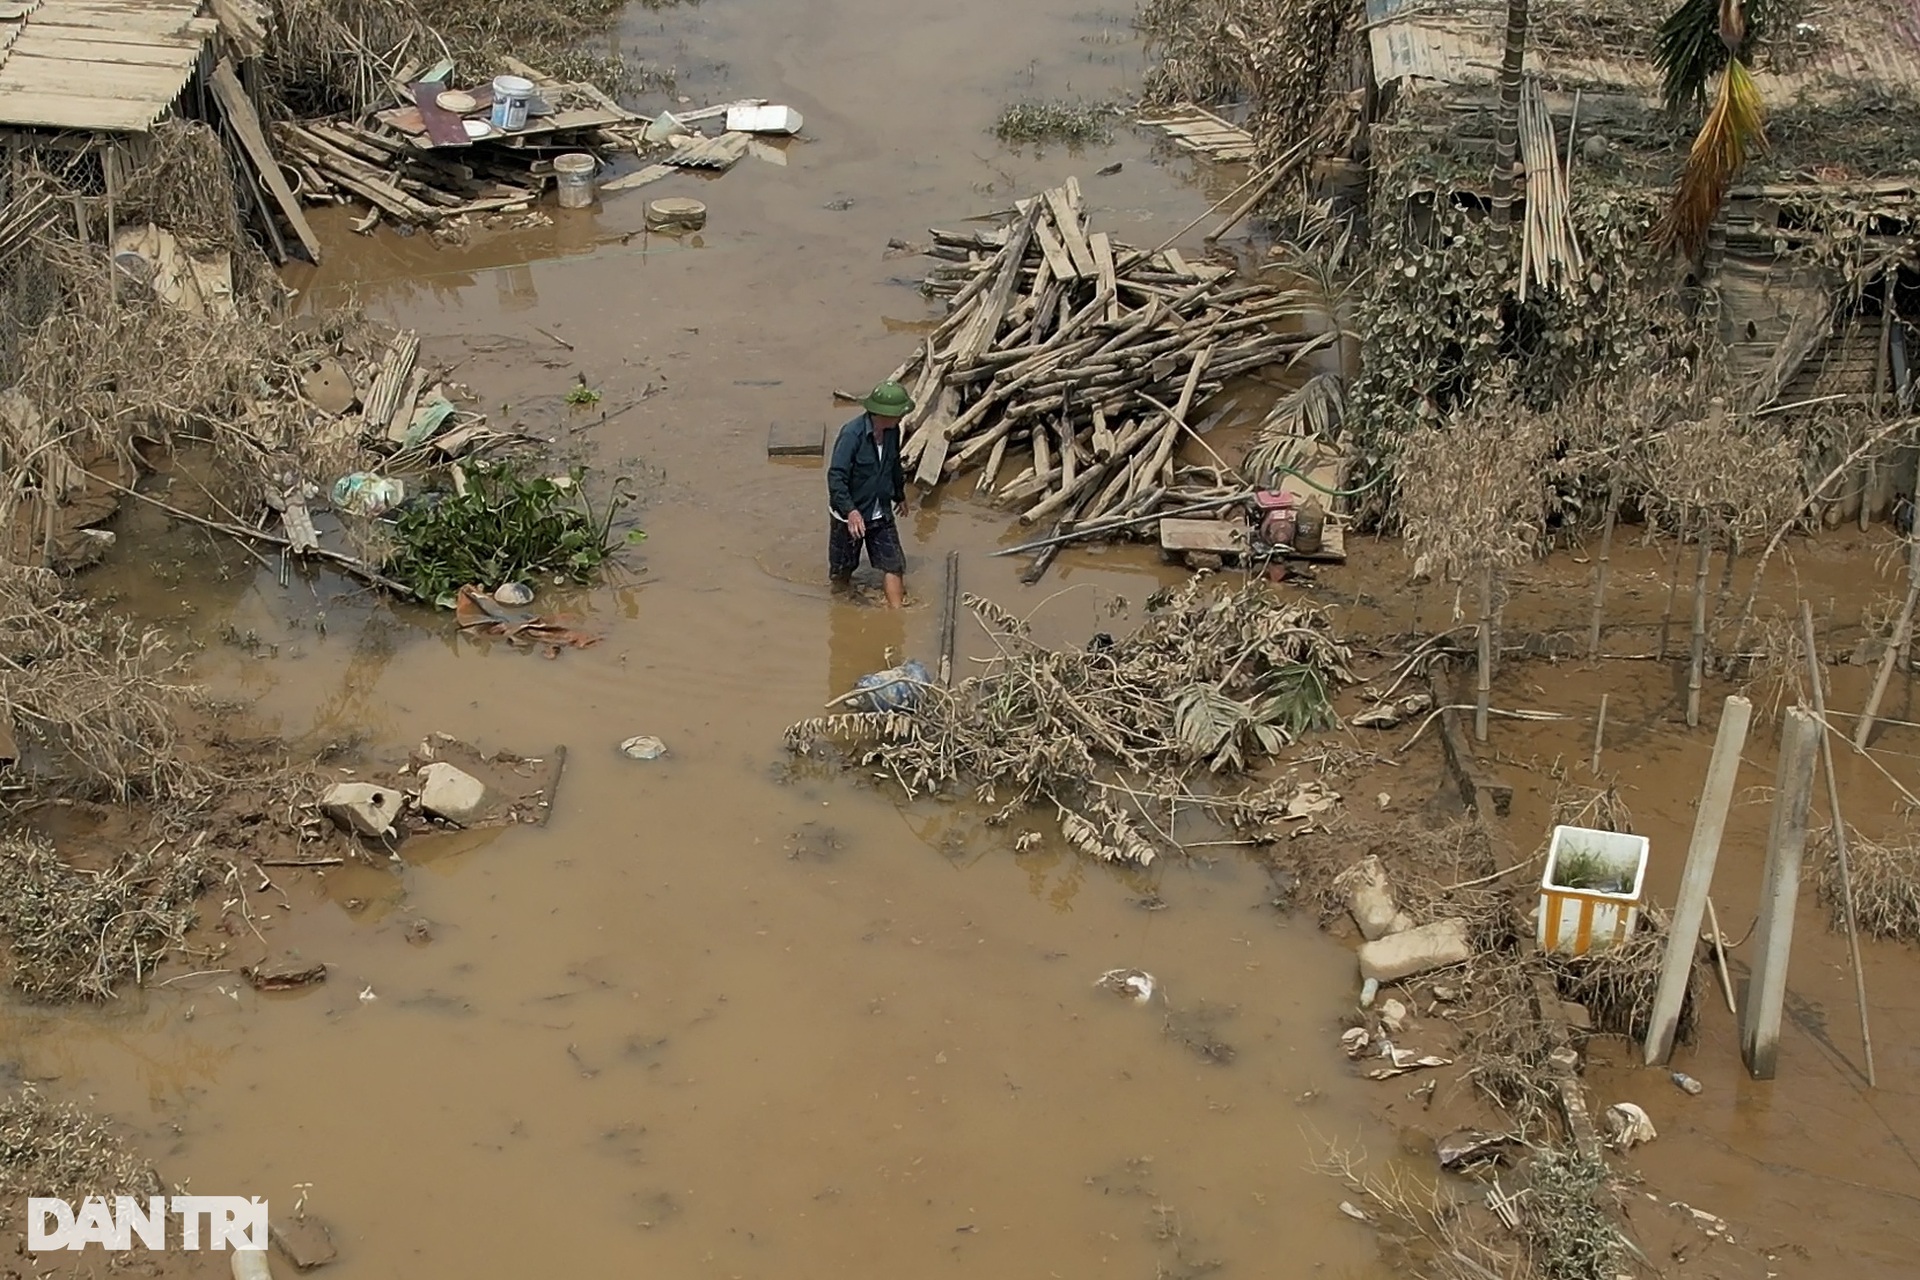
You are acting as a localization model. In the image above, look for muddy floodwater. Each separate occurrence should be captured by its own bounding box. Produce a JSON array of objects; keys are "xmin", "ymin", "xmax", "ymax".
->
[{"xmin": 1, "ymin": 0, "xmax": 1409, "ymax": 1275}]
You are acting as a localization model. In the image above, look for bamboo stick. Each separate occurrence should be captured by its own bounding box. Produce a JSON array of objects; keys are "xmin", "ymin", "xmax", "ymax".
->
[
  {"xmin": 1800, "ymin": 600, "xmax": 1876, "ymax": 1086},
  {"xmin": 1688, "ymin": 529, "xmax": 1714, "ymax": 728},
  {"xmin": 1588, "ymin": 475, "xmax": 1620, "ymax": 658},
  {"xmin": 1854, "ymin": 527, "xmax": 1920, "ymax": 749},
  {"xmin": 1476, "ymin": 563, "xmax": 1495, "ymax": 742}
]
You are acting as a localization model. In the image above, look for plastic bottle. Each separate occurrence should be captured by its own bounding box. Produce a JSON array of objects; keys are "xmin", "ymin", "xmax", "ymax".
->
[
  {"xmin": 1671, "ymin": 1071, "xmax": 1704, "ymax": 1095},
  {"xmin": 231, "ymin": 1247, "xmax": 274, "ymax": 1280}
]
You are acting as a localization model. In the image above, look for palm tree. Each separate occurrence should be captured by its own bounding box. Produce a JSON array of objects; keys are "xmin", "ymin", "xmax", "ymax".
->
[
  {"xmin": 1656, "ymin": 0, "xmax": 1768, "ymax": 257},
  {"xmin": 1491, "ymin": 0, "xmax": 1530, "ymax": 225}
]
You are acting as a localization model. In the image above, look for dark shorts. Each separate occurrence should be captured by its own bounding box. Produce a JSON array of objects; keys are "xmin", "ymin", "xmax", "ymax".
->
[{"xmin": 829, "ymin": 516, "xmax": 906, "ymax": 578}]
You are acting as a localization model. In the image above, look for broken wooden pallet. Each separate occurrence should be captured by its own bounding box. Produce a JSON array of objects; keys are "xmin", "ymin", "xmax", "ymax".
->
[{"xmin": 1138, "ymin": 103, "xmax": 1257, "ymax": 163}]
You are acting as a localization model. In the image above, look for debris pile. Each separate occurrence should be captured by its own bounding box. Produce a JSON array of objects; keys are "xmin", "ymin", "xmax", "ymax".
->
[
  {"xmin": 315, "ymin": 733, "xmax": 566, "ymax": 846},
  {"xmin": 786, "ymin": 579, "xmax": 1355, "ymax": 864},
  {"xmin": 894, "ymin": 178, "xmax": 1322, "ymax": 547},
  {"xmin": 274, "ymin": 60, "xmax": 778, "ymax": 229}
]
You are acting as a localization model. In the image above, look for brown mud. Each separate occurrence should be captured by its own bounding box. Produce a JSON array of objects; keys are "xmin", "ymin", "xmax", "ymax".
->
[{"xmin": 7, "ymin": 3, "xmax": 1920, "ymax": 1279}]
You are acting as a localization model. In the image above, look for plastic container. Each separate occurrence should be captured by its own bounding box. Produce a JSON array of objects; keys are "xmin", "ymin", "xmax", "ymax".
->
[
  {"xmin": 645, "ymin": 197, "xmax": 707, "ymax": 232},
  {"xmin": 490, "ymin": 74, "xmax": 534, "ymax": 131},
  {"xmin": 553, "ymin": 152, "xmax": 597, "ymax": 208},
  {"xmin": 724, "ymin": 103, "xmax": 803, "ymax": 135},
  {"xmin": 231, "ymin": 1248, "xmax": 273, "ymax": 1280},
  {"xmin": 1538, "ymin": 824, "xmax": 1649, "ymax": 955}
]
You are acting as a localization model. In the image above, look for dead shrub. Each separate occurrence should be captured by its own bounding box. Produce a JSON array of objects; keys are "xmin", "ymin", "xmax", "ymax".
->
[
  {"xmin": 0, "ymin": 1088, "xmax": 159, "ymax": 1205},
  {"xmin": 1548, "ymin": 912, "xmax": 1696, "ymax": 1044},
  {"xmin": 1812, "ymin": 825, "xmax": 1920, "ymax": 942},
  {"xmin": 0, "ymin": 565, "xmax": 208, "ymax": 805},
  {"xmin": 0, "ymin": 833, "xmax": 221, "ymax": 1002}
]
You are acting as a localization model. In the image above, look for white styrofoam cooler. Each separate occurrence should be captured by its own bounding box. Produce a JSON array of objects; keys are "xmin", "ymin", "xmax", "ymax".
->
[
  {"xmin": 1537, "ymin": 824, "xmax": 1649, "ymax": 955},
  {"xmin": 726, "ymin": 104, "xmax": 804, "ymax": 135}
]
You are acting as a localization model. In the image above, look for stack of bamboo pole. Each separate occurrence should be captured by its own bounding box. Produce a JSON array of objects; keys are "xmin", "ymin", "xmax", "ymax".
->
[
  {"xmin": 1517, "ymin": 77, "xmax": 1584, "ymax": 299},
  {"xmin": 891, "ymin": 177, "xmax": 1314, "ymax": 542}
]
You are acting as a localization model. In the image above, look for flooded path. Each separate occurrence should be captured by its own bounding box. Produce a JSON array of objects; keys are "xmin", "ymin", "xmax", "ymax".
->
[{"xmin": 3, "ymin": 0, "xmax": 1405, "ymax": 1275}]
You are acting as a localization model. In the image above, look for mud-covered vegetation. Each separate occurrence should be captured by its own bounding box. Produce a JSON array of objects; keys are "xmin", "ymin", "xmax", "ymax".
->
[{"xmin": 787, "ymin": 578, "xmax": 1355, "ymax": 862}]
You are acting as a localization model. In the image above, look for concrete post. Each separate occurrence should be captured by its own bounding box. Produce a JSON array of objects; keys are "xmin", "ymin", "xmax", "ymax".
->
[
  {"xmin": 1740, "ymin": 706, "xmax": 1821, "ymax": 1079},
  {"xmin": 1644, "ymin": 695, "xmax": 1752, "ymax": 1066}
]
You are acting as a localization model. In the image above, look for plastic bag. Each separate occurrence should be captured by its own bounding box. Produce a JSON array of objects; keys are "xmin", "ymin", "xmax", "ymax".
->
[
  {"xmin": 850, "ymin": 659, "xmax": 931, "ymax": 712},
  {"xmin": 332, "ymin": 472, "xmax": 406, "ymax": 517}
]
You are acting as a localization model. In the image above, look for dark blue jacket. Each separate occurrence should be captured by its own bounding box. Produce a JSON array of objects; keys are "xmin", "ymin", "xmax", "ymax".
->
[{"xmin": 827, "ymin": 414, "xmax": 905, "ymax": 521}]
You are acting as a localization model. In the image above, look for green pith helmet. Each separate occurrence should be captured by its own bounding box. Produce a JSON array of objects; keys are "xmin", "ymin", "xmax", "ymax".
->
[{"xmin": 863, "ymin": 381, "xmax": 915, "ymax": 417}]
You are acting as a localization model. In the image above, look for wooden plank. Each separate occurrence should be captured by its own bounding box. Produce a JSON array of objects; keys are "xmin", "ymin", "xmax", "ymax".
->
[
  {"xmin": 281, "ymin": 496, "xmax": 319, "ymax": 554},
  {"xmin": 1043, "ymin": 185, "xmax": 1098, "ymax": 277},
  {"xmin": 0, "ymin": 90, "xmax": 163, "ymax": 130},
  {"xmin": 913, "ymin": 382, "xmax": 961, "ymax": 488},
  {"xmin": 1032, "ymin": 216, "xmax": 1076, "ymax": 282},
  {"xmin": 10, "ymin": 36, "xmax": 199, "ymax": 65},
  {"xmin": 412, "ymin": 81, "xmax": 471, "ymax": 149},
  {"xmin": 26, "ymin": 8, "xmax": 208, "ymax": 34},
  {"xmin": 1088, "ymin": 230, "xmax": 1118, "ymax": 321},
  {"xmin": 1160, "ymin": 517, "xmax": 1246, "ymax": 555},
  {"xmin": 9, "ymin": 21, "xmax": 204, "ymax": 45},
  {"xmin": 210, "ymin": 58, "xmax": 322, "ymax": 262},
  {"xmin": 0, "ymin": 60, "xmax": 190, "ymax": 98},
  {"xmin": 767, "ymin": 420, "xmax": 826, "ymax": 457}
]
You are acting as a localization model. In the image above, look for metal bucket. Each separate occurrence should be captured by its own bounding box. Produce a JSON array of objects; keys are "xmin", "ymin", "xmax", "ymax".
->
[{"xmin": 553, "ymin": 153, "xmax": 597, "ymax": 209}]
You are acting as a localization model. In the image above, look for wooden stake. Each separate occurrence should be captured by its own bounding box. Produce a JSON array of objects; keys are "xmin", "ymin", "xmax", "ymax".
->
[
  {"xmin": 1645, "ymin": 695, "xmax": 1751, "ymax": 1065},
  {"xmin": 1687, "ymin": 528, "xmax": 1713, "ymax": 727},
  {"xmin": 1740, "ymin": 706, "xmax": 1821, "ymax": 1080},
  {"xmin": 1706, "ymin": 896, "xmax": 1737, "ymax": 1015},
  {"xmin": 1475, "ymin": 562, "xmax": 1494, "ymax": 742},
  {"xmin": 1591, "ymin": 693, "xmax": 1608, "ymax": 775},
  {"xmin": 1854, "ymin": 528, "xmax": 1920, "ymax": 750},
  {"xmin": 1799, "ymin": 600, "xmax": 1876, "ymax": 1086},
  {"xmin": 938, "ymin": 550, "xmax": 960, "ymax": 687},
  {"xmin": 104, "ymin": 142, "xmax": 118, "ymax": 303},
  {"xmin": 1587, "ymin": 475, "xmax": 1620, "ymax": 658}
]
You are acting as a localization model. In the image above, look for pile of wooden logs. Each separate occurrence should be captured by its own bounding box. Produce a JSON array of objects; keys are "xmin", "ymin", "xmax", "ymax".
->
[{"xmin": 894, "ymin": 178, "xmax": 1315, "ymax": 547}]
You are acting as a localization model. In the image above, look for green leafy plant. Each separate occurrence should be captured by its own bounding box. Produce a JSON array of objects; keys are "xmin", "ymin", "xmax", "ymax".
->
[
  {"xmin": 387, "ymin": 463, "xmax": 637, "ymax": 605},
  {"xmin": 1550, "ymin": 842, "xmax": 1631, "ymax": 893},
  {"xmin": 992, "ymin": 99, "xmax": 1118, "ymax": 146},
  {"xmin": 1172, "ymin": 662, "xmax": 1334, "ymax": 771},
  {"xmin": 565, "ymin": 380, "xmax": 602, "ymax": 406}
]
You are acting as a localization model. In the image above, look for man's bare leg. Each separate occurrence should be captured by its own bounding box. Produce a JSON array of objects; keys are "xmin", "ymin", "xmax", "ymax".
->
[{"xmin": 883, "ymin": 572, "xmax": 905, "ymax": 609}]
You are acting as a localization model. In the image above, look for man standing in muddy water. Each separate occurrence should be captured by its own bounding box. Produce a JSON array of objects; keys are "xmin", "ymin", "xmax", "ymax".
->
[{"xmin": 828, "ymin": 380, "xmax": 914, "ymax": 607}]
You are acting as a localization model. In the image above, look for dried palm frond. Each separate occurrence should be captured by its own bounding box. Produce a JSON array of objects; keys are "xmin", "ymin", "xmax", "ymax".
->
[
  {"xmin": 1246, "ymin": 373, "xmax": 1345, "ymax": 485},
  {"xmin": 1058, "ymin": 796, "xmax": 1159, "ymax": 866},
  {"xmin": 1658, "ymin": 57, "xmax": 1767, "ymax": 259}
]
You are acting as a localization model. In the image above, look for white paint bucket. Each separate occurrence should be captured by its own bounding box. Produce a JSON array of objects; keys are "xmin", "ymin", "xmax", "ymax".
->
[
  {"xmin": 490, "ymin": 75, "xmax": 534, "ymax": 131},
  {"xmin": 1538, "ymin": 825, "xmax": 1649, "ymax": 955},
  {"xmin": 554, "ymin": 152, "xmax": 597, "ymax": 208}
]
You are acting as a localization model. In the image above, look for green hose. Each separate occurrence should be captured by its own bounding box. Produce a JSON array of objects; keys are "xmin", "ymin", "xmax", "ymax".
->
[{"xmin": 1264, "ymin": 463, "xmax": 1389, "ymax": 499}]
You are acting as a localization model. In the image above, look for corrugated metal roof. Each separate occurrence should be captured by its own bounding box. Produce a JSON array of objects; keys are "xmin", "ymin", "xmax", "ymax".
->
[{"xmin": 0, "ymin": 0, "xmax": 214, "ymax": 133}]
